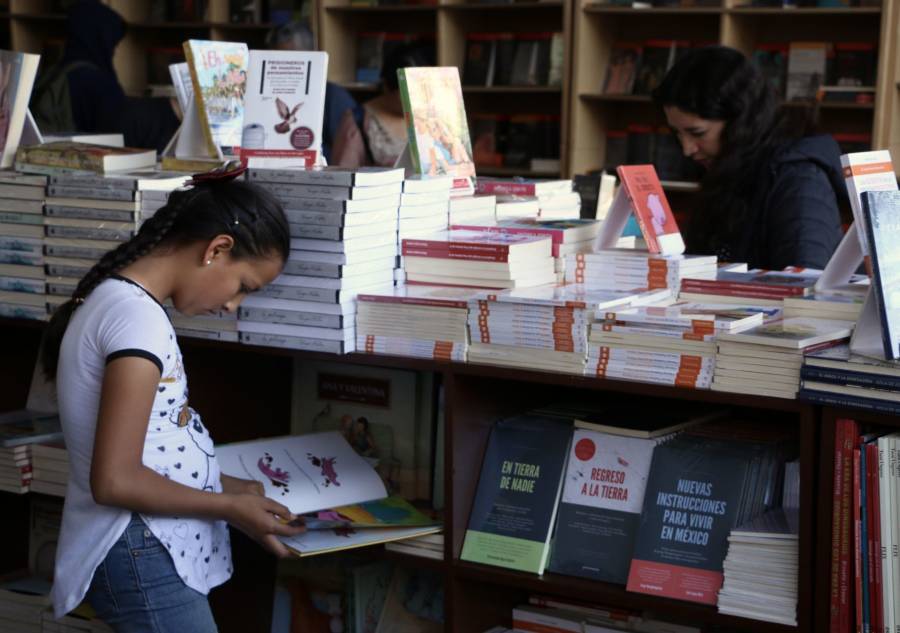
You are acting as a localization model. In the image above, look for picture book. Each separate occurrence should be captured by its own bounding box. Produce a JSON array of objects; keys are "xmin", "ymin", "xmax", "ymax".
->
[
  {"xmin": 279, "ymin": 523, "xmax": 441, "ymax": 558},
  {"xmin": 0, "ymin": 50, "xmax": 39, "ymax": 168},
  {"xmin": 460, "ymin": 414, "xmax": 571, "ymax": 574},
  {"xmin": 300, "ymin": 495, "xmax": 438, "ymax": 529},
  {"xmin": 15, "ymin": 141, "xmax": 156, "ymax": 174},
  {"xmin": 549, "ymin": 429, "xmax": 667, "ymax": 584},
  {"xmin": 182, "ymin": 39, "xmax": 249, "ymax": 155},
  {"xmin": 291, "ymin": 359, "xmax": 435, "ymax": 501},
  {"xmin": 240, "ymin": 50, "xmax": 327, "ymax": 163},
  {"xmin": 215, "ymin": 431, "xmax": 388, "ymax": 515},
  {"xmin": 397, "ymin": 67, "xmax": 476, "ymax": 194}
]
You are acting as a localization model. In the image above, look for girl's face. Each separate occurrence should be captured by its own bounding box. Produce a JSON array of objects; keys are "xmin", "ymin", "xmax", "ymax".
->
[
  {"xmin": 174, "ymin": 247, "xmax": 283, "ymax": 316},
  {"xmin": 663, "ymin": 106, "xmax": 726, "ymax": 168}
]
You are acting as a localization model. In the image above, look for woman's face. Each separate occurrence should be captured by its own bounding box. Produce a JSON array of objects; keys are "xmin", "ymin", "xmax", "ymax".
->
[{"xmin": 663, "ymin": 106, "xmax": 726, "ymax": 168}]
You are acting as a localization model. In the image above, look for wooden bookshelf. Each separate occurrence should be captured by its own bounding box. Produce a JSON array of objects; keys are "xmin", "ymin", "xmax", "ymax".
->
[
  {"xmin": 0, "ymin": 316, "xmax": 821, "ymax": 632},
  {"xmin": 569, "ymin": 0, "xmax": 898, "ymax": 180}
]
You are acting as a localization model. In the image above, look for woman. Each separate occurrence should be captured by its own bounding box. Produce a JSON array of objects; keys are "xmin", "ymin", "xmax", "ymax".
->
[{"xmin": 653, "ymin": 46, "xmax": 845, "ymax": 270}]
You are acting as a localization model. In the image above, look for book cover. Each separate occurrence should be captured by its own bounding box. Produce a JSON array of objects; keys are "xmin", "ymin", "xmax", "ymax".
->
[
  {"xmin": 840, "ymin": 150, "xmax": 897, "ymax": 267},
  {"xmin": 786, "ymin": 41, "xmax": 828, "ymax": 101},
  {"xmin": 463, "ymin": 34, "xmax": 496, "ymax": 86},
  {"xmin": 626, "ymin": 438, "xmax": 757, "ymax": 605},
  {"xmin": 603, "ymin": 42, "xmax": 641, "ymax": 95},
  {"xmin": 182, "ymin": 39, "xmax": 249, "ymax": 155},
  {"xmin": 300, "ymin": 495, "xmax": 438, "ymax": 529},
  {"xmin": 549, "ymin": 429, "xmax": 665, "ymax": 584},
  {"xmin": 616, "ymin": 164, "xmax": 684, "ymax": 255},
  {"xmin": 16, "ymin": 141, "xmax": 156, "ymax": 174},
  {"xmin": 861, "ymin": 191, "xmax": 900, "ymax": 359},
  {"xmin": 632, "ymin": 40, "xmax": 675, "ymax": 95},
  {"xmin": 280, "ymin": 523, "xmax": 441, "ymax": 558},
  {"xmin": 215, "ymin": 431, "xmax": 388, "ymax": 515},
  {"xmin": 460, "ymin": 414, "xmax": 571, "ymax": 574},
  {"xmin": 240, "ymin": 50, "xmax": 328, "ymax": 162},
  {"xmin": 0, "ymin": 50, "xmax": 40, "ymax": 168},
  {"xmin": 397, "ymin": 67, "xmax": 476, "ymax": 189}
]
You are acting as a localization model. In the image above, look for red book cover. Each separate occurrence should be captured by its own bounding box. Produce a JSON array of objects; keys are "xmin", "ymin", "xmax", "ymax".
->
[
  {"xmin": 616, "ymin": 165, "xmax": 684, "ymax": 255},
  {"xmin": 853, "ymin": 447, "xmax": 863, "ymax": 633},
  {"xmin": 401, "ymin": 230, "xmax": 551, "ymax": 261},
  {"xmin": 832, "ymin": 420, "xmax": 847, "ymax": 632},
  {"xmin": 356, "ymin": 285, "xmax": 477, "ymax": 309},
  {"xmin": 839, "ymin": 420, "xmax": 859, "ymax": 633},
  {"xmin": 867, "ymin": 442, "xmax": 883, "ymax": 633}
]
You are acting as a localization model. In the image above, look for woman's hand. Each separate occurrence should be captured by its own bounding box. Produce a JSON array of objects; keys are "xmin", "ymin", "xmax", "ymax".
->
[
  {"xmin": 220, "ymin": 474, "xmax": 263, "ymax": 496},
  {"xmin": 222, "ymin": 491, "xmax": 306, "ymax": 558}
]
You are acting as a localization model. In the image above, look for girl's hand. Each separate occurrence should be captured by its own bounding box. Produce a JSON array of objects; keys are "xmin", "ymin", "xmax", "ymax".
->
[
  {"xmin": 223, "ymin": 492, "xmax": 306, "ymax": 558},
  {"xmin": 220, "ymin": 474, "xmax": 264, "ymax": 497}
]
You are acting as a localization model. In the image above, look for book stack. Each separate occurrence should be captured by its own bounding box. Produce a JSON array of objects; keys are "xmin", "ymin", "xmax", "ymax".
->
[
  {"xmin": 783, "ymin": 283, "xmax": 868, "ymax": 321},
  {"xmin": 0, "ymin": 171, "xmax": 47, "ymax": 320},
  {"xmin": 717, "ymin": 509, "xmax": 799, "ymax": 625},
  {"xmin": 587, "ymin": 301, "xmax": 779, "ymax": 388},
  {"xmin": 448, "ymin": 194, "xmax": 496, "ymax": 225},
  {"xmin": 355, "ymin": 285, "xmax": 477, "ymax": 362},
  {"xmin": 467, "ymin": 285, "xmax": 669, "ymax": 374},
  {"xmin": 400, "ymin": 230, "xmax": 555, "ymax": 289},
  {"xmin": 0, "ymin": 444, "xmax": 31, "ymax": 493},
  {"xmin": 475, "ymin": 177, "xmax": 580, "ymax": 220},
  {"xmin": 384, "ymin": 532, "xmax": 444, "ymax": 560},
  {"xmin": 0, "ymin": 410, "xmax": 64, "ymax": 494},
  {"xmin": 240, "ymin": 166, "xmax": 403, "ymax": 353},
  {"xmin": 164, "ymin": 304, "xmax": 239, "ymax": 343},
  {"xmin": 680, "ymin": 269, "xmax": 819, "ymax": 308},
  {"xmin": 30, "ymin": 442, "xmax": 68, "ymax": 497},
  {"xmin": 397, "ymin": 176, "xmax": 453, "ymax": 284},
  {"xmin": 566, "ymin": 250, "xmax": 718, "ymax": 295},
  {"xmin": 712, "ymin": 318, "xmax": 855, "ymax": 399},
  {"xmin": 798, "ymin": 344, "xmax": 900, "ymax": 414},
  {"xmin": 0, "ymin": 577, "xmax": 50, "ymax": 633}
]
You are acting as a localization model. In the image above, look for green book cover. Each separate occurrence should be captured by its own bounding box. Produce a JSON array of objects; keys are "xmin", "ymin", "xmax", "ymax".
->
[{"xmin": 460, "ymin": 414, "xmax": 571, "ymax": 574}]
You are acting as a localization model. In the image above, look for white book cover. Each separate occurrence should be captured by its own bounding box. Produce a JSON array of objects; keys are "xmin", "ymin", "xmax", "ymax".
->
[
  {"xmin": 718, "ymin": 317, "xmax": 854, "ymax": 349},
  {"xmin": 215, "ymin": 431, "xmax": 386, "ymax": 514},
  {"xmin": 241, "ymin": 50, "xmax": 328, "ymax": 161},
  {"xmin": 840, "ymin": 150, "xmax": 897, "ymax": 263}
]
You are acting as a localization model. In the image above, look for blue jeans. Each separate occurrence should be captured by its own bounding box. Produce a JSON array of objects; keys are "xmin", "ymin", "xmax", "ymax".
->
[{"xmin": 86, "ymin": 514, "xmax": 218, "ymax": 633}]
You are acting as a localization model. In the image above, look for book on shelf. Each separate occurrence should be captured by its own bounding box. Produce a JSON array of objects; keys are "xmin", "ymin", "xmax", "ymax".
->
[
  {"xmin": 786, "ymin": 41, "xmax": 829, "ymax": 101},
  {"xmin": 182, "ymin": 39, "xmax": 250, "ymax": 157},
  {"xmin": 752, "ymin": 43, "xmax": 789, "ymax": 99},
  {"xmin": 216, "ymin": 431, "xmax": 440, "ymax": 557},
  {"xmin": 460, "ymin": 414, "xmax": 572, "ymax": 574},
  {"xmin": 830, "ymin": 41, "xmax": 877, "ymax": 87},
  {"xmin": 240, "ymin": 50, "xmax": 328, "ymax": 165},
  {"xmin": 603, "ymin": 42, "xmax": 641, "ymax": 95},
  {"xmin": 632, "ymin": 40, "xmax": 688, "ymax": 96},
  {"xmin": 373, "ymin": 567, "xmax": 443, "ymax": 633},
  {"xmin": 397, "ymin": 67, "xmax": 476, "ymax": 195}
]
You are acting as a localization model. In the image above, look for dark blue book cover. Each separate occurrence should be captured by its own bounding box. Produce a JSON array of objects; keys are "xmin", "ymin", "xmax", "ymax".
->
[
  {"xmin": 460, "ymin": 414, "xmax": 571, "ymax": 574},
  {"xmin": 861, "ymin": 190, "xmax": 900, "ymax": 359},
  {"xmin": 799, "ymin": 388, "xmax": 900, "ymax": 417},
  {"xmin": 548, "ymin": 429, "xmax": 665, "ymax": 584}
]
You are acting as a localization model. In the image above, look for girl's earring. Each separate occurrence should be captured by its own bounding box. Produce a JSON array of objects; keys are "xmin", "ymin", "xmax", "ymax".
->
[{"xmin": 205, "ymin": 260, "xmax": 212, "ymax": 266}]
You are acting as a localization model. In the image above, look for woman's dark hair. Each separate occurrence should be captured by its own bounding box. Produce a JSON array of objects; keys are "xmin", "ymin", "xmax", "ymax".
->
[
  {"xmin": 652, "ymin": 46, "xmax": 816, "ymax": 257},
  {"xmin": 381, "ymin": 41, "xmax": 435, "ymax": 92},
  {"xmin": 40, "ymin": 179, "xmax": 289, "ymax": 379}
]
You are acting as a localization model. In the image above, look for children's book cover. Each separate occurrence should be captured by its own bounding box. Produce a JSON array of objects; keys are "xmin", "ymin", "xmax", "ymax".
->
[
  {"xmin": 397, "ymin": 67, "xmax": 476, "ymax": 192},
  {"xmin": 182, "ymin": 39, "xmax": 249, "ymax": 155},
  {"xmin": 301, "ymin": 495, "xmax": 438, "ymax": 529},
  {"xmin": 616, "ymin": 164, "xmax": 684, "ymax": 255},
  {"xmin": 215, "ymin": 431, "xmax": 387, "ymax": 515},
  {"xmin": 241, "ymin": 50, "xmax": 327, "ymax": 163}
]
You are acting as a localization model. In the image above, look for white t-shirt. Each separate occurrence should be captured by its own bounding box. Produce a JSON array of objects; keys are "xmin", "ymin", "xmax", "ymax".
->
[{"xmin": 52, "ymin": 275, "xmax": 232, "ymax": 617}]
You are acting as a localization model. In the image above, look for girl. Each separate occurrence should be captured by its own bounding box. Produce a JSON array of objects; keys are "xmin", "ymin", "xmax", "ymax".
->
[
  {"xmin": 41, "ymin": 175, "xmax": 306, "ymax": 631},
  {"xmin": 653, "ymin": 46, "xmax": 845, "ymax": 270}
]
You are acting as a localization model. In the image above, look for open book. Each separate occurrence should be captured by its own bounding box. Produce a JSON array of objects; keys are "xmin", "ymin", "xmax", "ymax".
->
[{"xmin": 215, "ymin": 432, "xmax": 440, "ymax": 557}]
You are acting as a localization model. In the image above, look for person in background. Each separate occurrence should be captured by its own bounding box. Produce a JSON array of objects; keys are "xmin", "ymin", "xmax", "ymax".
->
[
  {"xmin": 266, "ymin": 20, "xmax": 357, "ymax": 163},
  {"xmin": 33, "ymin": 0, "xmax": 180, "ymax": 152},
  {"xmin": 653, "ymin": 45, "xmax": 845, "ymax": 270},
  {"xmin": 331, "ymin": 41, "xmax": 434, "ymax": 168}
]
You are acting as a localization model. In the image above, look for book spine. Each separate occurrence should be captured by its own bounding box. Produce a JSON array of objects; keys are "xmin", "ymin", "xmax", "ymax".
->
[
  {"xmin": 802, "ymin": 366, "xmax": 900, "ymax": 392},
  {"xmin": 401, "ymin": 244, "xmax": 512, "ymax": 262},
  {"xmin": 238, "ymin": 307, "xmax": 343, "ymax": 329},
  {"xmin": 475, "ymin": 182, "xmax": 538, "ymax": 196},
  {"xmin": 842, "ymin": 421, "xmax": 858, "ymax": 633},
  {"xmin": 182, "ymin": 41, "xmax": 218, "ymax": 158},
  {"xmin": 239, "ymin": 331, "xmax": 346, "ymax": 353},
  {"xmin": 357, "ymin": 295, "xmax": 468, "ymax": 309},
  {"xmin": 855, "ymin": 447, "xmax": 864, "ymax": 633},
  {"xmin": 679, "ymin": 285, "xmax": 805, "ymax": 301},
  {"xmin": 861, "ymin": 445, "xmax": 870, "ymax": 633},
  {"xmin": 47, "ymin": 185, "xmax": 137, "ymax": 201},
  {"xmin": 396, "ymin": 70, "xmax": 421, "ymax": 175},
  {"xmin": 680, "ymin": 280, "xmax": 807, "ymax": 296},
  {"xmin": 869, "ymin": 442, "xmax": 883, "ymax": 633},
  {"xmin": 833, "ymin": 419, "xmax": 848, "ymax": 632},
  {"xmin": 45, "ymin": 205, "xmax": 137, "ymax": 222}
]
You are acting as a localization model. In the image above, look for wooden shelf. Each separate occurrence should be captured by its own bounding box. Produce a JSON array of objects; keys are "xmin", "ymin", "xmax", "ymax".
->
[
  {"xmin": 325, "ymin": 4, "xmax": 438, "ymax": 11},
  {"xmin": 661, "ymin": 179, "xmax": 701, "ymax": 192},
  {"xmin": 126, "ymin": 21, "xmax": 215, "ymax": 29},
  {"xmin": 442, "ymin": 0, "xmax": 564, "ymax": 9},
  {"xmin": 9, "ymin": 12, "xmax": 66, "ymax": 21},
  {"xmin": 339, "ymin": 81, "xmax": 382, "ymax": 92},
  {"xmin": 727, "ymin": 5, "xmax": 881, "ymax": 13},
  {"xmin": 580, "ymin": 93, "xmax": 652, "ymax": 102},
  {"xmin": 583, "ymin": 4, "xmax": 723, "ymax": 13},
  {"xmin": 454, "ymin": 561, "xmax": 798, "ymax": 632},
  {"xmin": 463, "ymin": 85, "xmax": 562, "ymax": 93}
]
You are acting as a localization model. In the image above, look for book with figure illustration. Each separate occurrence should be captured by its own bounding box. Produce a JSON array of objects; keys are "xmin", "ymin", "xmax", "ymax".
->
[
  {"xmin": 397, "ymin": 67, "xmax": 476, "ymax": 196},
  {"xmin": 182, "ymin": 39, "xmax": 249, "ymax": 156},
  {"xmin": 240, "ymin": 50, "xmax": 327, "ymax": 164}
]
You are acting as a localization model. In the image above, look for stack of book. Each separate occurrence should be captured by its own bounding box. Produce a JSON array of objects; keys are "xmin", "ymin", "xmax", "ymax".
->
[
  {"xmin": 475, "ymin": 177, "xmax": 579, "ymax": 220},
  {"xmin": 567, "ymin": 250, "xmax": 718, "ymax": 295},
  {"xmin": 0, "ymin": 171, "xmax": 47, "ymax": 320},
  {"xmin": 783, "ymin": 284, "xmax": 868, "ymax": 321},
  {"xmin": 467, "ymin": 285, "xmax": 668, "ymax": 374},
  {"xmin": 712, "ymin": 317, "xmax": 855, "ymax": 399},
  {"xmin": 30, "ymin": 442, "xmax": 68, "ymax": 497},
  {"xmin": 384, "ymin": 532, "xmax": 443, "ymax": 560},
  {"xmin": 0, "ymin": 444, "xmax": 31, "ymax": 493},
  {"xmin": 398, "ymin": 176, "xmax": 452, "ymax": 242},
  {"xmin": 240, "ymin": 166, "xmax": 403, "ymax": 353},
  {"xmin": 798, "ymin": 344, "xmax": 900, "ymax": 414},
  {"xmin": 355, "ymin": 285, "xmax": 476, "ymax": 361},
  {"xmin": 400, "ymin": 230, "xmax": 555, "ymax": 289},
  {"xmin": 0, "ymin": 577, "xmax": 50, "ymax": 633},
  {"xmin": 448, "ymin": 194, "xmax": 496, "ymax": 225},
  {"xmin": 587, "ymin": 301, "xmax": 778, "ymax": 388},
  {"xmin": 680, "ymin": 269, "xmax": 819, "ymax": 308},
  {"xmin": 0, "ymin": 410, "xmax": 64, "ymax": 494},
  {"xmin": 717, "ymin": 509, "xmax": 799, "ymax": 625}
]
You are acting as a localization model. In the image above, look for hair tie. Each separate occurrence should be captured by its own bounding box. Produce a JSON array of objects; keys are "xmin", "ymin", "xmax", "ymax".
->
[
  {"xmin": 187, "ymin": 160, "xmax": 246, "ymax": 186},
  {"xmin": 73, "ymin": 297, "xmax": 85, "ymax": 305}
]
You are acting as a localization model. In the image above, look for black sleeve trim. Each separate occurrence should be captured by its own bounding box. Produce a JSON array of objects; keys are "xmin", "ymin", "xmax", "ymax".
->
[{"xmin": 106, "ymin": 349, "xmax": 163, "ymax": 374}]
